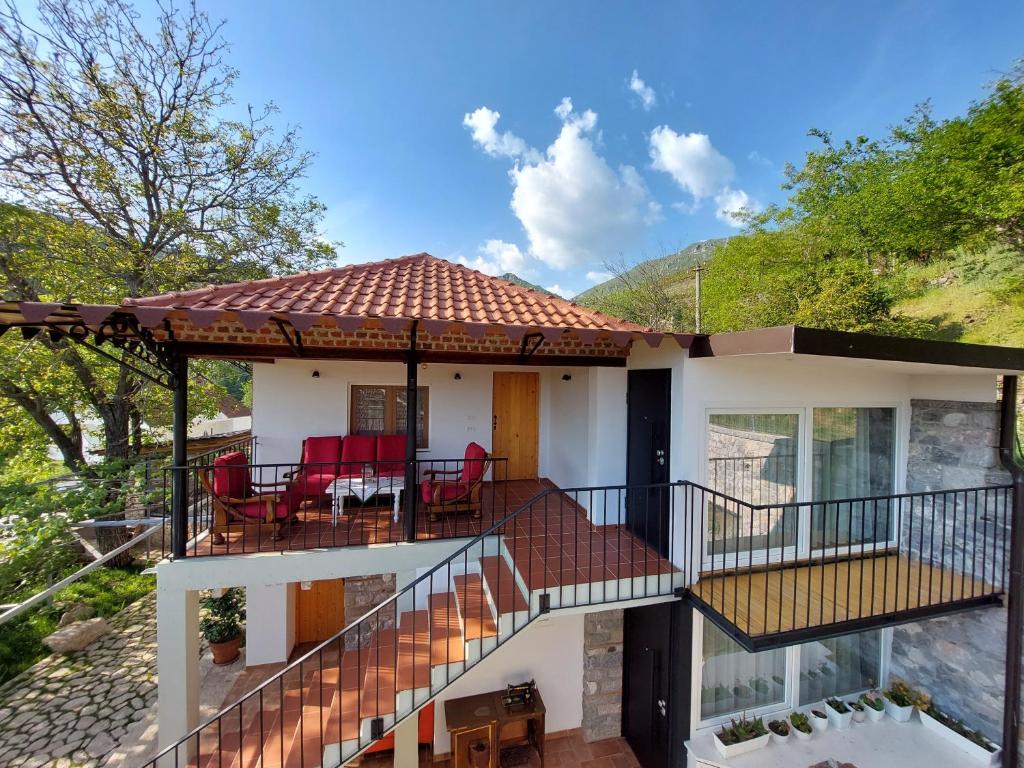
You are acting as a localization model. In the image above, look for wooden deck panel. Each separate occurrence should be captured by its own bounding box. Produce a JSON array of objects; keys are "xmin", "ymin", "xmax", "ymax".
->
[{"xmin": 691, "ymin": 555, "xmax": 994, "ymax": 637}]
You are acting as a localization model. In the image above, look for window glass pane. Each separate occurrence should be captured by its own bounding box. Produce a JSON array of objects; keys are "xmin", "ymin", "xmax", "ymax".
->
[
  {"xmin": 706, "ymin": 413, "xmax": 799, "ymax": 554},
  {"xmin": 798, "ymin": 631, "xmax": 881, "ymax": 703},
  {"xmin": 700, "ymin": 620, "xmax": 787, "ymax": 720},
  {"xmin": 395, "ymin": 387, "xmax": 428, "ymax": 448},
  {"xmin": 811, "ymin": 408, "xmax": 895, "ymax": 548},
  {"xmin": 352, "ymin": 387, "xmax": 386, "ymax": 434}
]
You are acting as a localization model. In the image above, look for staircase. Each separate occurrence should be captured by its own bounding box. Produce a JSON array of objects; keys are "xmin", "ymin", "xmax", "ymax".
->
[{"xmin": 152, "ymin": 483, "xmax": 685, "ymax": 768}]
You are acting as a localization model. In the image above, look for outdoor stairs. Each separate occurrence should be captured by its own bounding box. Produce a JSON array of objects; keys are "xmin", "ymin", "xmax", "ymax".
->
[{"xmin": 191, "ymin": 511, "xmax": 682, "ymax": 768}]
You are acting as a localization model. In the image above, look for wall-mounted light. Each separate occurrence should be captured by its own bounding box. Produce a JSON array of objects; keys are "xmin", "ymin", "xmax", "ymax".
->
[
  {"xmin": 454, "ymin": 372, "xmax": 462, "ymax": 380},
  {"xmin": 561, "ymin": 373, "xmax": 572, "ymax": 381},
  {"xmin": 311, "ymin": 370, "xmax": 320, "ymax": 379}
]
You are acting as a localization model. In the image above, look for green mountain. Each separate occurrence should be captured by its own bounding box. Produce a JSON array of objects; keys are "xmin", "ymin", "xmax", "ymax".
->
[
  {"xmin": 574, "ymin": 238, "xmax": 726, "ymax": 302},
  {"xmin": 499, "ymin": 272, "xmax": 548, "ymax": 293}
]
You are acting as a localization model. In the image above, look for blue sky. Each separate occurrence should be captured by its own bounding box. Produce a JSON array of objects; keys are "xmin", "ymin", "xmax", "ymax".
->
[{"xmin": 63, "ymin": 2, "xmax": 1024, "ymax": 295}]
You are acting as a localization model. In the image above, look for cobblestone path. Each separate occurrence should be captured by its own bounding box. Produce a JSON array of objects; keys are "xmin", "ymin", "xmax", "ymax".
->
[{"xmin": 0, "ymin": 593, "xmax": 156, "ymax": 768}]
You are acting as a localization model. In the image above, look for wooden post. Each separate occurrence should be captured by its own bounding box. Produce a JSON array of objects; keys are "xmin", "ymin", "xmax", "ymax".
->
[
  {"xmin": 171, "ymin": 353, "xmax": 188, "ymax": 559},
  {"xmin": 404, "ymin": 321, "xmax": 419, "ymax": 542}
]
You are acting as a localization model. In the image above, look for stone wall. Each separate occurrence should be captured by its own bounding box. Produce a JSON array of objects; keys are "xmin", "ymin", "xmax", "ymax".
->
[
  {"xmin": 343, "ymin": 573, "xmax": 396, "ymax": 649},
  {"xmin": 889, "ymin": 398, "xmax": 1016, "ymax": 755},
  {"xmin": 581, "ymin": 610, "xmax": 623, "ymax": 742}
]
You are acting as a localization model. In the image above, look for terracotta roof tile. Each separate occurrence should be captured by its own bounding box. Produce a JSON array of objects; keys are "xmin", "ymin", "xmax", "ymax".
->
[{"xmin": 125, "ymin": 253, "xmax": 650, "ymax": 333}]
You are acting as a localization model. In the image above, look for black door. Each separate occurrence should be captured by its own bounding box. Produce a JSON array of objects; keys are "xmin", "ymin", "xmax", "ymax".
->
[
  {"xmin": 626, "ymin": 369, "xmax": 672, "ymax": 557},
  {"xmin": 622, "ymin": 603, "xmax": 691, "ymax": 768}
]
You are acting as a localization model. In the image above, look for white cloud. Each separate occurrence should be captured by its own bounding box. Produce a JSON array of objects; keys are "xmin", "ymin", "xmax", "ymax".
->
[
  {"xmin": 648, "ymin": 126, "xmax": 734, "ymax": 201},
  {"xmin": 747, "ymin": 150, "xmax": 773, "ymax": 167},
  {"xmin": 545, "ymin": 283, "xmax": 570, "ymax": 298},
  {"xmin": 714, "ymin": 187, "xmax": 760, "ymax": 227},
  {"xmin": 586, "ymin": 270, "xmax": 613, "ymax": 284},
  {"xmin": 628, "ymin": 70, "xmax": 656, "ymax": 111},
  {"xmin": 506, "ymin": 100, "xmax": 660, "ymax": 270},
  {"xmin": 458, "ymin": 239, "xmax": 527, "ymax": 275},
  {"xmin": 463, "ymin": 107, "xmax": 540, "ymax": 162}
]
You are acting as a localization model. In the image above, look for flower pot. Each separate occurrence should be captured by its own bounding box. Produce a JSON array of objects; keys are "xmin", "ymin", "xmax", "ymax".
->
[
  {"xmin": 810, "ymin": 710, "xmax": 829, "ymax": 733},
  {"xmin": 210, "ymin": 636, "xmax": 241, "ymax": 665},
  {"xmin": 865, "ymin": 704, "xmax": 886, "ymax": 723},
  {"xmin": 769, "ymin": 728, "xmax": 790, "ymax": 745},
  {"xmin": 885, "ymin": 696, "xmax": 915, "ymax": 723},
  {"xmin": 712, "ymin": 731, "xmax": 769, "ymax": 759},
  {"xmin": 793, "ymin": 725, "xmax": 813, "ymax": 741},
  {"xmin": 919, "ymin": 709, "xmax": 1001, "ymax": 766},
  {"xmin": 826, "ymin": 702, "xmax": 853, "ymax": 730},
  {"xmin": 848, "ymin": 703, "xmax": 866, "ymax": 723}
]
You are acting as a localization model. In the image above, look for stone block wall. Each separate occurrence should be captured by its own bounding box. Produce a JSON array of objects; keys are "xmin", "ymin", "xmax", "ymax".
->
[
  {"xmin": 889, "ymin": 398, "xmax": 1017, "ymax": 757},
  {"xmin": 582, "ymin": 610, "xmax": 623, "ymax": 742},
  {"xmin": 343, "ymin": 574, "xmax": 396, "ymax": 650}
]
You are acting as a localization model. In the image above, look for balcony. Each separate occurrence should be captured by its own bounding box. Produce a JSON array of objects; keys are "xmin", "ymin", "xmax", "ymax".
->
[{"xmin": 686, "ymin": 483, "xmax": 1011, "ymax": 650}]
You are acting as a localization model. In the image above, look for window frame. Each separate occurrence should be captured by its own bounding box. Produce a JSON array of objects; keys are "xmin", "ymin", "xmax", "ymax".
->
[{"xmin": 349, "ymin": 385, "xmax": 430, "ymax": 449}]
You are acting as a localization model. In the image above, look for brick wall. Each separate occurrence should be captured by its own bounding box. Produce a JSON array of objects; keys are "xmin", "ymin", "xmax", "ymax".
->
[{"xmin": 581, "ymin": 610, "xmax": 624, "ymax": 742}]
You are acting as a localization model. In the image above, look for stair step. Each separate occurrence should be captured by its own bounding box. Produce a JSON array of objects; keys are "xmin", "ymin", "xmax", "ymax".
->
[
  {"xmin": 429, "ymin": 592, "xmax": 466, "ymax": 664},
  {"xmin": 396, "ymin": 609, "xmax": 432, "ymax": 692},
  {"xmin": 453, "ymin": 573, "xmax": 498, "ymax": 640},
  {"xmin": 480, "ymin": 555, "xmax": 528, "ymax": 614}
]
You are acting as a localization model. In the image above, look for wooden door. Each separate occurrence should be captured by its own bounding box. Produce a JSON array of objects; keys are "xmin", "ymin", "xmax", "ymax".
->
[
  {"xmin": 491, "ymin": 372, "xmax": 539, "ymax": 480},
  {"xmin": 295, "ymin": 578, "xmax": 345, "ymax": 644}
]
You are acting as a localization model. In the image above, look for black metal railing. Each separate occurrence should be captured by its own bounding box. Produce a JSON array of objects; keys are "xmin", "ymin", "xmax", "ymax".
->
[
  {"xmin": 144, "ymin": 481, "xmax": 684, "ymax": 768},
  {"xmin": 691, "ymin": 483, "xmax": 1012, "ymax": 645},
  {"xmin": 163, "ymin": 456, "xmax": 509, "ymax": 557}
]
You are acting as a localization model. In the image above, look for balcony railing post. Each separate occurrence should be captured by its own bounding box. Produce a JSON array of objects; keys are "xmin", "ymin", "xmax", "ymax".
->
[
  {"xmin": 170, "ymin": 352, "xmax": 188, "ymax": 559},
  {"xmin": 403, "ymin": 320, "xmax": 419, "ymax": 543},
  {"xmin": 999, "ymin": 374, "xmax": 1023, "ymax": 768}
]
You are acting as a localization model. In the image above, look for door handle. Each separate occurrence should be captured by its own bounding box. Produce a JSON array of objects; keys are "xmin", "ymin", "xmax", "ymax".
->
[
  {"xmin": 492, "ymin": 415, "xmax": 497, "ymax": 430},
  {"xmin": 657, "ymin": 699, "xmax": 667, "ymax": 717}
]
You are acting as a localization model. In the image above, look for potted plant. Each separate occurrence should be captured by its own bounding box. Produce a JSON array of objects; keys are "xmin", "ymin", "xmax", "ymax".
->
[
  {"xmin": 825, "ymin": 697, "xmax": 853, "ymax": 730},
  {"xmin": 750, "ymin": 677, "xmax": 771, "ymax": 699},
  {"xmin": 860, "ymin": 691, "xmax": 886, "ymax": 722},
  {"xmin": 884, "ymin": 679, "xmax": 928, "ymax": 723},
  {"xmin": 810, "ymin": 707, "xmax": 829, "ymax": 733},
  {"xmin": 713, "ymin": 715, "xmax": 769, "ymax": 759},
  {"xmin": 847, "ymin": 699, "xmax": 866, "ymax": 723},
  {"xmin": 919, "ymin": 704, "xmax": 1001, "ymax": 766},
  {"xmin": 200, "ymin": 588, "xmax": 245, "ymax": 665},
  {"xmin": 789, "ymin": 712, "xmax": 813, "ymax": 741},
  {"xmin": 732, "ymin": 682, "xmax": 755, "ymax": 710},
  {"xmin": 768, "ymin": 719, "xmax": 790, "ymax": 744}
]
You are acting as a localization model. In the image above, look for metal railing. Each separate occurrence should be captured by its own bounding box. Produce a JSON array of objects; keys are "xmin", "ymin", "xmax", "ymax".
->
[
  {"xmin": 691, "ymin": 483, "xmax": 1012, "ymax": 642},
  {"xmin": 164, "ymin": 456, "xmax": 509, "ymax": 557},
  {"xmin": 143, "ymin": 481, "xmax": 685, "ymax": 768}
]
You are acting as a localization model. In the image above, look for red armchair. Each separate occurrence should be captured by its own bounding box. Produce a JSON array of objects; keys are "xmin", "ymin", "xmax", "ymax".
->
[
  {"xmin": 203, "ymin": 451, "xmax": 298, "ymax": 543},
  {"xmin": 289, "ymin": 435, "xmax": 344, "ymax": 500},
  {"xmin": 421, "ymin": 442, "xmax": 491, "ymax": 521}
]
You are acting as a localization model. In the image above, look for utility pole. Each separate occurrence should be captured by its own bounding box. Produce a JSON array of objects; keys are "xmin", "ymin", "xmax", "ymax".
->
[{"xmin": 694, "ymin": 262, "xmax": 704, "ymax": 333}]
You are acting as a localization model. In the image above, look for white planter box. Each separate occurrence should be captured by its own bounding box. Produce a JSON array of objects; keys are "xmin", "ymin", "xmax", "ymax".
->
[
  {"xmin": 810, "ymin": 711, "xmax": 829, "ymax": 732},
  {"xmin": 919, "ymin": 709, "xmax": 1001, "ymax": 765},
  {"xmin": 712, "ymin": 731, "xmax": 769, "ymax": 759},
  {"xmin": 885, "ymin": 697, "xmax": 915, "ymax": 722},
  {"xmin": 826, "ymin": 702, "xmax": 854, "ymax": 730}
]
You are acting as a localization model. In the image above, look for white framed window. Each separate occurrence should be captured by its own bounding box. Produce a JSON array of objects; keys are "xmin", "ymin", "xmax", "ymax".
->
[{"xmin": 690, "ymin": 611, "xmax": 891, "ymax": 734}]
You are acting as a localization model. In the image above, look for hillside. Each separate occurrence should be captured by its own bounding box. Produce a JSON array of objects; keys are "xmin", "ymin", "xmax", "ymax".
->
[
  {"xmin": 499, "ymin": 272, "xmax": 548, "ymax": 293},
  {"xmin": 574, "ymin": 239, "xmax": 726, "ymax": 302}
]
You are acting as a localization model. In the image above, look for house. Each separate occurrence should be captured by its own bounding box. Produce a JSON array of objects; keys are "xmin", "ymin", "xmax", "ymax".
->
[{"xmin": 2, "ymin": 252, "xmax": 1022, "ymax": 768}]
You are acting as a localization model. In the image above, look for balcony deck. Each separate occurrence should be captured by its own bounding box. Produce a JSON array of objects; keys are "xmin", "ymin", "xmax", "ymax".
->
[{"xmin": 690, "ymin": 552, "xmax": 1000, "ymax": 650}]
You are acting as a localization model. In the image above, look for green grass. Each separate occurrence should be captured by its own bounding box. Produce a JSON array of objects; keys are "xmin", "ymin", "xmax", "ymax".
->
[
  {"xmin": 0, "ymin": 565, "xmax": 154, "ymax": 687},
  {"xmin": 891, "ymin": 247, "xmax": 1024, "ymax": 347}
]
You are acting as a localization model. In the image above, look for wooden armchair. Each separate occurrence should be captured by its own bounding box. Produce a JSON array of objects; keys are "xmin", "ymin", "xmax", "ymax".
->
[
  {"xmin": 203, "ymin": 451, "xmax": 297, "ymax": 544},
  {"xmin": 420, "ymin": 442, "xmax": 491, "ymax": 521}
]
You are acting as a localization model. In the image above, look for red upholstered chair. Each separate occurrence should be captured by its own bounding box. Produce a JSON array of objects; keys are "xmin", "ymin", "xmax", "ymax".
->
[
  {"xmin": 202, "ymin": 451, "xmax": 298, "ymax": 544},
  {"xmin": 376, "ymin": 434, "xmax": 406, "ymax": 477},
  {"xmin": 289, "ymin": 435, "xmax": 344, "ymax": 500},
  {"xmin": 420, "ymin": 442, "xmax": 491, "ymax": 521},
  {"xmin": 338, "ymin": 435, "xmax": 377, "ymax": 478}
]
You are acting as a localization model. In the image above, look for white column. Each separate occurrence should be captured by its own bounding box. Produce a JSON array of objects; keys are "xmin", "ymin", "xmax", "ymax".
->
[
  {"xmin": 245, "ymin": 582, "xmax": 296, "ymax": 666},
  {"xmin": 392, "ymin": 712, "xmax": 420, "ymax": 768},
  {"xmin": 156, "ymin": 584, "xmax": 200, "ymax": 764}
]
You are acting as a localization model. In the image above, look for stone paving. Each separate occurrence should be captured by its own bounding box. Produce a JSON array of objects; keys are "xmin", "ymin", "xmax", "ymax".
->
[{"xmin": 0, "ymin": 594, "xmax": 157, "ymax": 768}]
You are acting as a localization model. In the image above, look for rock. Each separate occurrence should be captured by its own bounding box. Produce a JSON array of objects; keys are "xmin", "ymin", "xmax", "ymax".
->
[
  {"xmin": 57, "ymin": 603, "xmax": 95, "ymax": 628},
  {"xmin": 43, "ymin": 618, "xmax": 111, "ymax": 654}
]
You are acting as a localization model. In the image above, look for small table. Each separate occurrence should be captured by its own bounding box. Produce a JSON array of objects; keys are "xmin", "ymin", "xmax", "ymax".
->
[
  {"xmin": 444, "ymin": 689, "xmax": 545, "ymax": 768},
  {"xmin": 329, "ymin": 475, "xmax": 406, "ymax": 525}
]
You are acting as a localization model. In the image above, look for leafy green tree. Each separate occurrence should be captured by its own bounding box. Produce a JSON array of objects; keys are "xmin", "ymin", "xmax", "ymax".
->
[{"xmin": 0, "ymin": 0, "xmax": 335, "ymax": 470}]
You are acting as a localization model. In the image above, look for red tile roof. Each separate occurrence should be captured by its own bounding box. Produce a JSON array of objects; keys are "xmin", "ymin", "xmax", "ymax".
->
[{"xmin": 124, "ymin": 253, "xmax": 650, "ymax": 333}]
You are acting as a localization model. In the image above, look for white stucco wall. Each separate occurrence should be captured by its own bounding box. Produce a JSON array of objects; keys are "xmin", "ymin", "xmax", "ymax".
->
[{"xmin": 431, "ymin": 612, "xmax": 585, "ymax": 752}]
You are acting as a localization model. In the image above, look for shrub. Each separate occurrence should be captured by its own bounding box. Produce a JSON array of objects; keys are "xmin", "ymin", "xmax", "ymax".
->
[{"xmin": 199, "ymin": 588, "xmax": 245, "ymax": 644}]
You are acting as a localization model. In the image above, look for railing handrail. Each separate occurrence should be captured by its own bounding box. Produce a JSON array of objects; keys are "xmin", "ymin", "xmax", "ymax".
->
[{"xmin": 167, "ymin": 454, "xmax": 507, "ymax": 471}]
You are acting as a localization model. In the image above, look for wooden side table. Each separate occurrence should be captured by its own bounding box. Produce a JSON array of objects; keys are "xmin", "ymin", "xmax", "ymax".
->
[{"xmin": 444, "ymin": 689, "xmax": 546, "ymax": 768}]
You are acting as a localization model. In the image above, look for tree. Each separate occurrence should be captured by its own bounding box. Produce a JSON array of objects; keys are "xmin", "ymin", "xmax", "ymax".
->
[
  {"xmin": 590, "ymin": 254, "xmax": 691, "ymax": 332},
  {"xmin": 0, "ymin": 0, "xmax": 335, "ymax": 471}
]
